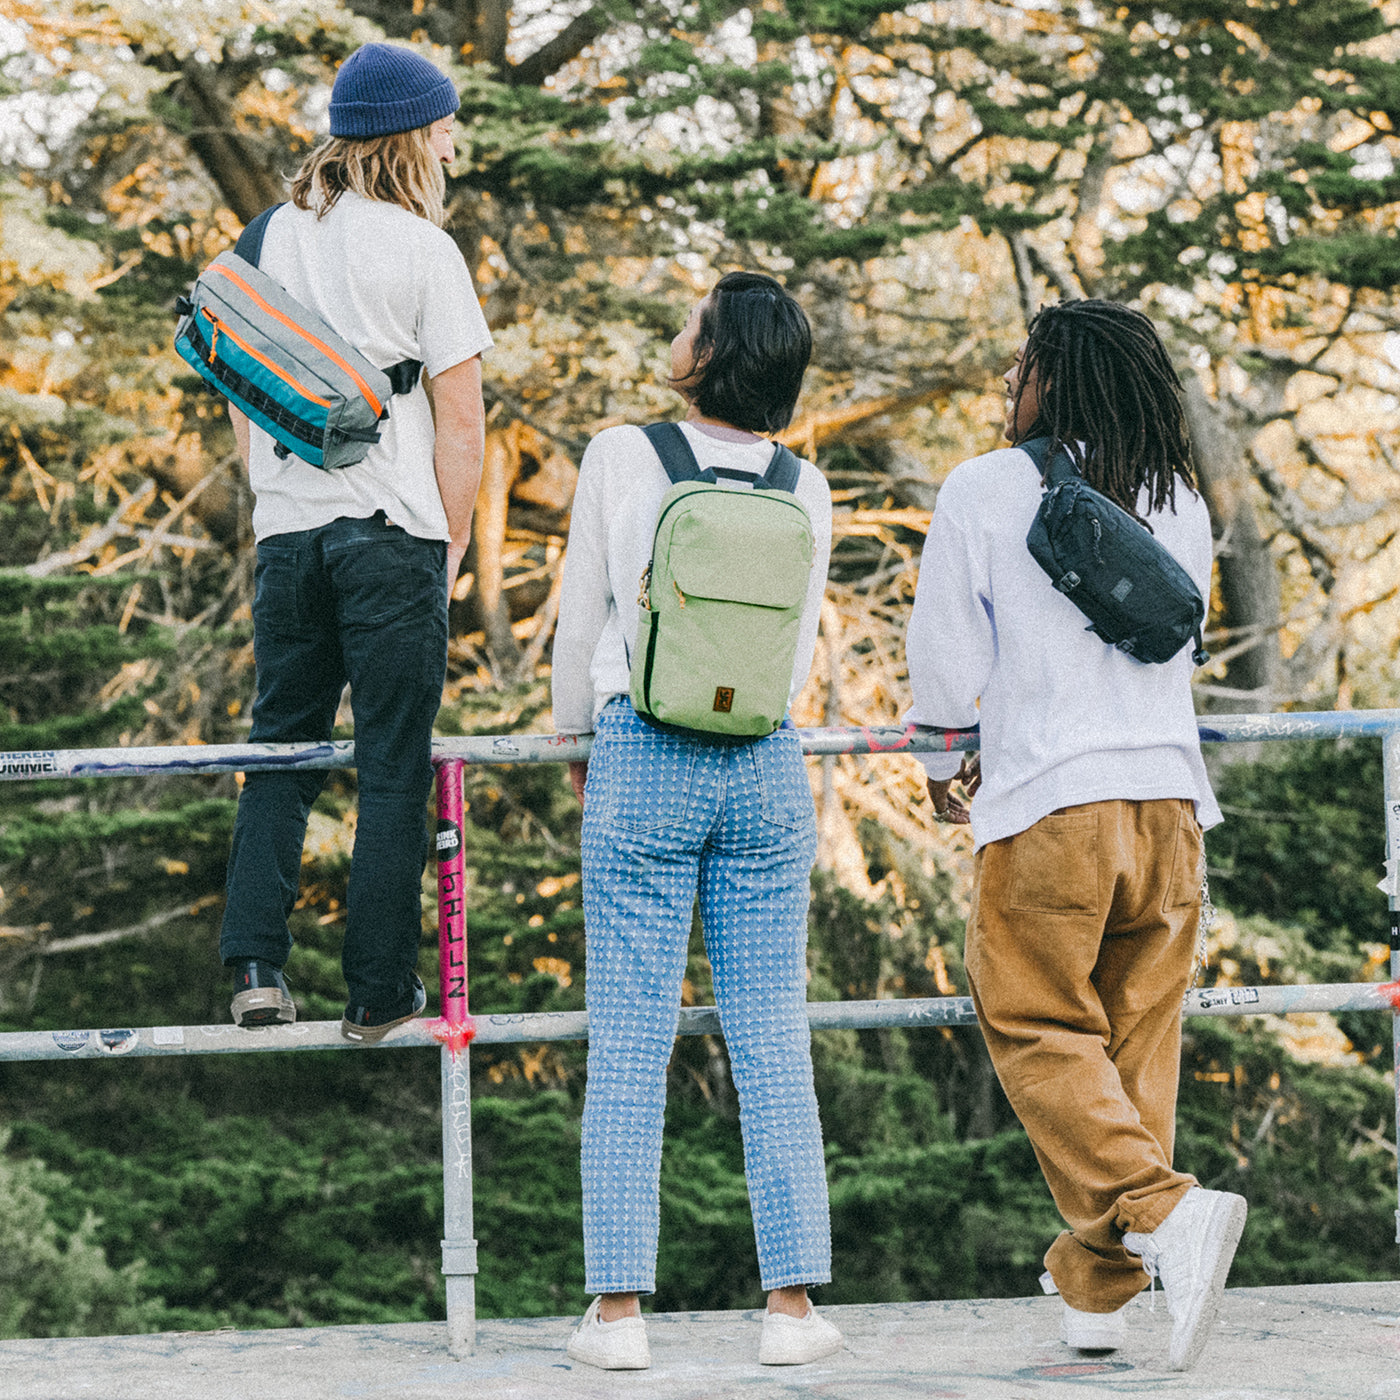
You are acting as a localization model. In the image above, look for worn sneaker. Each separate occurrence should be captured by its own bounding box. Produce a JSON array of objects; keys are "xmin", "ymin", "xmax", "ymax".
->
[
  {"xmin": 1060, "ymin": 1301, "xmax": 1127, "ymax": 1351},
  {"xmin": 1123, "ymin": 1186, "xmax": 1247, "ymax": 1371},
  {"xmin": 230, "ymin": 959, "xmax": 295, "ymax": 1027},
  {"xmin": 341, "ymin": 974, "xmax": 426, "ymax": 1043},
  {"xmin": 759, "ymin": 1306, "xmax": 843, "ymax": 1365},
  {"xmin": 566, "ymin": 1297, "xmax": 650, "ymax": 1370}
]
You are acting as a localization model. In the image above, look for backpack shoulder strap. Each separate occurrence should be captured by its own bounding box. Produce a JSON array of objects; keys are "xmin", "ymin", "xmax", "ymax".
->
[
  {"xmin": 1019, "ymin": 435, "xmax": 1078, "ymax": 489},
  {"xmin": 233, "ymin": 204, "xmax": 286, "ymax": 267},
  {"xmin": 642, "ymin": 422, "xmax": 714, "ymax": 485},
  {"xmin": 754, "ymin": 442, "xmax": 802, "ymax": 494}
]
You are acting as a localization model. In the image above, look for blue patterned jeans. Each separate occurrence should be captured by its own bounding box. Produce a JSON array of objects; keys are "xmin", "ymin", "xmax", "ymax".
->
[{"xmin": 579, "ymin": 699, "xmax": 831, "ymax": 1295}]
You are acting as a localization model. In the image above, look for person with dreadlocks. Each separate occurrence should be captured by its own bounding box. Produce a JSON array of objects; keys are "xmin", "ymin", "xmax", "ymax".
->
[{"xmin": 903, "ymin": 299, "xmax": 1243, "ymax": 1371}]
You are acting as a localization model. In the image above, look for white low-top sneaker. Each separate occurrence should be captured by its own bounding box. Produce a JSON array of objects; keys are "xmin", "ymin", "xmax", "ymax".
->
[
  {"xmin": 1060, "ymin": 1301, "xmax": 1127, "ymax": 1350},
  {"xmin": 759, "ymin": 1306, "xmax": 843, "ymax": 1366},
  {"xmin": 1123, "ymin": 1186, "xmax": 1247, "ymax": 1371},
  {"xmin": 566, "ymin": 1297, "xmax": 650, "ymax": 1370}
]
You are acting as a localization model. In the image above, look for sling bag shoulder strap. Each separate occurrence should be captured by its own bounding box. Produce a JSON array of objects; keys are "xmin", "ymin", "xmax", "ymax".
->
[
  {"xmin": 1017, "ymin": 434, "xmax": 1078, "ymax": 486},
  {"xmin": 234, "ymin": 204, "xmax": 423, "ymax": 397}
]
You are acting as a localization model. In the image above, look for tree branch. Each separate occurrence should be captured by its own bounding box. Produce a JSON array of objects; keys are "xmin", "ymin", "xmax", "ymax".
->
[
  {"xmin": 506, "ymin": 6, "xmax": 609, "ymax": 87},
  {"xmin": 1008, "ymin": 232, "xmax": 1039, "ymax": 325},
  {"xmin": 25, "ymin": 480, "xmax": 158, "ymax": 578},
  {"xmin": 23, "ymin": 897, "xmax": 221, "ymax": 958}
]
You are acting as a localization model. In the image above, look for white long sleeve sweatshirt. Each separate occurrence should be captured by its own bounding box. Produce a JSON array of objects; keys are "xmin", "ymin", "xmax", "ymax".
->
[{"xmin": 904, "ymin": 444, "xmax": 1221, "ymax": 849}]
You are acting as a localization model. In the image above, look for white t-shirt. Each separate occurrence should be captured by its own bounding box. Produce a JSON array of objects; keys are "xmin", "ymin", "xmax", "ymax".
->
[
  {"xmin": 552, "ymin": 421, "xmax": 833, "ymax": 734},
  {"xmin": 904, "ymin": 444, "xmax": 1221, "ymax": 849},
  {"xmin": 246, "ymin": 192, "xmax": 493, "ymax": 542}
]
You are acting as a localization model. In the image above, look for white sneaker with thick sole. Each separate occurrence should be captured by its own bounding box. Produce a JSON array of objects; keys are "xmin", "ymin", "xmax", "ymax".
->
[
  {"xmin": 1060, "ymin": 1301, "xmax": 1127, "ymax": 1350},
  {"xmin": 566, "ymin": 1297, "xmax": 650, "ymax": 1370},
  {"xmin": 1123, "ymin": 1186, "xmax": 1247, "ymax": 1371},
  {"xmin": 759, "ymin": 1307, "xmax": 843, "ymax": 1365}
]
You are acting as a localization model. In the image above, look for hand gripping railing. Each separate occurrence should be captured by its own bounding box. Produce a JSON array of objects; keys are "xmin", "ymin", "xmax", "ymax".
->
[{"xmin": 0, "ymin": 708, "xmax": 1397, "ymax": 1356}]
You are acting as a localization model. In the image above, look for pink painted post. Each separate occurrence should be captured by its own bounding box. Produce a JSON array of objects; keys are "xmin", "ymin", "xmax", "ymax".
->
[
  {"xmin": 431, "ymin": 756, "xmax": 479, "ymax": 1354},
  {"xmin": 429, "ymin": 758, "xmax": 476, "ymax": 1053}
]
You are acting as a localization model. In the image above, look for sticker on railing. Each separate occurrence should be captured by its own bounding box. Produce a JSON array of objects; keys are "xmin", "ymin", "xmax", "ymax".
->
[
  {"xmin": 435, "ymin": 819, "xmax": 462, "ymax": 859},
  {"xmin": 52, "ymin": 1030, "xmax": 89, "ymax": 1053},
  {"xmin": 0, "ymin": 751, "xmax": 57, "ymax": 776},
  {"xmin": 98, "ymin": 1029, "xmax": 138, "ymax": 1055},
  {"xmin": 1379, "ymin": 857, "xmax": 1399, "ymax": 898}
]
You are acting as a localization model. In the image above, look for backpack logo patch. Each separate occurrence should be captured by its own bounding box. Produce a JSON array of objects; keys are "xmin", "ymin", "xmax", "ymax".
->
[{"xmin": 713, "ymin": 686, "xmax": 735, "ymax": 713}]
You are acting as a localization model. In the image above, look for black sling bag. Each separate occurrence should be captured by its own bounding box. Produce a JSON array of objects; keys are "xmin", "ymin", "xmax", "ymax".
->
[{"xmin": 1021, "ymin": 436, "xmax": 1209, "ymax": 667}]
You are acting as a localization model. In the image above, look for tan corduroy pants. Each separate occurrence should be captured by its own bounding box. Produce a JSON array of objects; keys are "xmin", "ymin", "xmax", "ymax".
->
[{"xmin": 965, "ymin": 798, "xmax": 1204, "ymax": 1313}]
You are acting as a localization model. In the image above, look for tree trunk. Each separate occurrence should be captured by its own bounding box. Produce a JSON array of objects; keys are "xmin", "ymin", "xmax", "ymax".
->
[
  {"xmin": 459, "ymin": 429, "xmax": 523, "ymax": 668},
  {"xmin": 454, "ymin": 0, "xmax": 509, "ymax": 68},
  {"xmin": 1182, "ymin": 376, "xmax": 1279, "ymax": 711},
  {"xmin": 178, "ymin": 61, "xmax": 287, "ymax": 225}
]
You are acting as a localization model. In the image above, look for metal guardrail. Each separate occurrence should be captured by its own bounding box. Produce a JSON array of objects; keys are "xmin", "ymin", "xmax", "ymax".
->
[
  {"xmin": 0, "ymin": 709, "xmax": 1397, "ymax": 1357},
  {"xmin": 6, "ymin": 980, "xmax": 1395, "ymax": 1063}
]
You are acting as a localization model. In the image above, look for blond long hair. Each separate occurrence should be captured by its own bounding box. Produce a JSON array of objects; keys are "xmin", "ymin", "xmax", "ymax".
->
[{"xmin": 291, "ymin": 126, "xmax": 446, "ymax": 227}]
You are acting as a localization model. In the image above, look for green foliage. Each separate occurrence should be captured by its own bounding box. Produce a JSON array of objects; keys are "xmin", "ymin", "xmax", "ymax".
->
[
  {"xmin": 0, "ymin": 797, "xmax": 235, "ymax": 863},
  {"xmin": 1255, "ymin": 233, "xmax": 1400, "ymax": 290},
  {"xmin": 1206, "ymin": 740, "xmax": 1384, "ymax": 952},
  {"xmin": 825, "ymin": 1131, "xmax": 1062, "ymax": 1304},
  {"xmin": 13, "ymin": 1094, "xmax": 445, "ymax": 1329},
  {"xmin": 1178, "ymin": 1019, "xmax": 1398, "ymax": 1286},
  {"xmin": 0, "ymin": 1130, "xmax": 159, "ymax": 1339},
  {"xmin": 472, "ymin": 1094, "xmax": 585, "ymax": 1318}
]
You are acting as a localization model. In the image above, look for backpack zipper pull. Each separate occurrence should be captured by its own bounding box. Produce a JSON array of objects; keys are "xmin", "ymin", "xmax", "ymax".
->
[{"xmin": 673, "ymin": 579, "xmax": 687, "ymax": 608}]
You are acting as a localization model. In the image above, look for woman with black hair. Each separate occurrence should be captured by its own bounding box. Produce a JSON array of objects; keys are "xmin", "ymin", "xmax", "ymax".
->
[
  {"xmin": 552, "ymin": 272, "xmax": 839, "ymax": 1370},
  {"xmin": 906, "ymin": 300, "xmax": 1243, "ymax": 1372}
]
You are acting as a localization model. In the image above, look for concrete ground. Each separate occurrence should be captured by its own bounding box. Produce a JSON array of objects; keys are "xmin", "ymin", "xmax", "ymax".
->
[{"xmin": 1, "ymin": 1282, "xmax": 1397, "ymax": 1400}]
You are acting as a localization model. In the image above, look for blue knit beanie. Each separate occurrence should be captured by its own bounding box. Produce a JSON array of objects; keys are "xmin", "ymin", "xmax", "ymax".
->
[{"xmin": 329, "ymin": 43, "xmax": 459, "ymax": 140}]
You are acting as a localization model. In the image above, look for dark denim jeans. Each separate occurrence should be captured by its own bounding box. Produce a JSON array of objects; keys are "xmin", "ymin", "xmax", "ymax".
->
[{"xmin": 219, "ymin": 513, "xmax": 447, "ymax": 1009}]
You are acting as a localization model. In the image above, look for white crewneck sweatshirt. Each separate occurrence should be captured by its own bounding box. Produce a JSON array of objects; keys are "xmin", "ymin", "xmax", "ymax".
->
[
  {"xmin": 904, "ymin": 444, "xmax": 1221, "ymax": 849},
  {"xmin": 552, "ymin": 421, "xmax": 832, "ymax": 735}
]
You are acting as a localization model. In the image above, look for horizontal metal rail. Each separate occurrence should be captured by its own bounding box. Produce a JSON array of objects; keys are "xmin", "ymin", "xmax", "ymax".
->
[
  {"xmin": 0, "ymin": 707, "xmax": 1397, "ymax": 781},
  {"xmin": 3, "ymin": 981, "xmax": 1391, "ymax": 1063}
]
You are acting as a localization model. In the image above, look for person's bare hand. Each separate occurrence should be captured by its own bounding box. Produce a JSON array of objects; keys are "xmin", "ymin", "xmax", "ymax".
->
[
  {"xmin": 926, "ymin": 776, "xmax": 971, "ymax": 825},
  {"xmin": 568, "ymin": 760, "xmax": 588, "ymax": 806},
  {"xmin": 958, "ymin": 751, "xmax": 982, "ymax": 798}
]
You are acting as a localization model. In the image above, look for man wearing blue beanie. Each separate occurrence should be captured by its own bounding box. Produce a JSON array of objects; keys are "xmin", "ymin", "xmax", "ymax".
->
[{"xmin": 219, "ymin": 42, "xmax": 491, "ymax": 1043}]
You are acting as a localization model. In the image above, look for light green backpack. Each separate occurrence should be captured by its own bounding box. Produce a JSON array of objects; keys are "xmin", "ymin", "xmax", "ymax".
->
[{"xmin": 630, "ymin": 423, "xmax": 815, "ymax": 741}]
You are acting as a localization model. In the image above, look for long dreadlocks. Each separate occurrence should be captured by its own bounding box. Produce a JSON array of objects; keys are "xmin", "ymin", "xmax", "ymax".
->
[{"xmin": 1014, "ymin": 299, "xmax": 1198, "ymax": 523}]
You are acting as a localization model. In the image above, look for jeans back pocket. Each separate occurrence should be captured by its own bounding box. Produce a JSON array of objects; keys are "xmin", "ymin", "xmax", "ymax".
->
[{"xmin": 592, "ymin": 736, "xmax": 696, "ymax": 833}]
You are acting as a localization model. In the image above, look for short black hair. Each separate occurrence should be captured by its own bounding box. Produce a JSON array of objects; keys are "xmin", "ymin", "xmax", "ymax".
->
[
  {"xmin": 1016, "ymin": 298, "xmax": 1197, "ymax": 521},
  {"xmin": 674, "ymin": 271, "xmax": 812, "ymax": 434}
]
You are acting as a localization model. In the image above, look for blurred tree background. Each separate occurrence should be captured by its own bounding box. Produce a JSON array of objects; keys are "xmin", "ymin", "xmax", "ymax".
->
[{"xmin": 0, "ymin": 0, "xmax": 1398, "ymax": 1335}]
